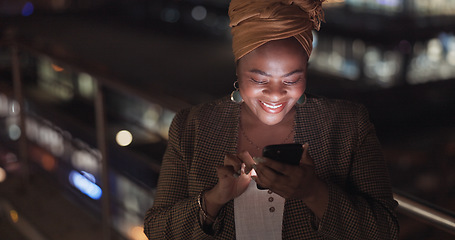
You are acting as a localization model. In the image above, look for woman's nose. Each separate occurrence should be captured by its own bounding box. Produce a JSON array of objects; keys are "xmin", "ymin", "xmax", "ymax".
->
[{"xmin": 262, "ymin": 83, "xmax": 286, "ymax": 100}]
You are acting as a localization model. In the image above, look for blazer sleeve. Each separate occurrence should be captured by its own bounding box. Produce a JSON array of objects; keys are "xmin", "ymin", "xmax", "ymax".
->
[
  {"xmin": 317, "ymin": 104, "xmax": 399, "ymax": 239},
  {"xmin": 143, "ymin": 109, "xmax": 215, "ymax": 239}
]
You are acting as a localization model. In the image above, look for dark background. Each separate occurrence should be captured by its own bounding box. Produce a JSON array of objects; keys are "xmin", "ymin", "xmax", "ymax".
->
[{"xmin": 0, "ymin": 0, "xmax": 455, "ymax": 239}]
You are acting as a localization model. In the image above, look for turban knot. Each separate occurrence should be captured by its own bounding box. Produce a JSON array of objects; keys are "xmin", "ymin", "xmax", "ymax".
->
[{"xmin": 229, "ymin": 0, "xmax": 325, "ymax": 61}]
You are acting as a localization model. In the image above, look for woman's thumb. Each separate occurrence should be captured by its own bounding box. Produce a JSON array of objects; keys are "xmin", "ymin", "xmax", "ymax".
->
[{"xmin": 300, "ymin": 143, "xmax": 314, "ymax": 166}]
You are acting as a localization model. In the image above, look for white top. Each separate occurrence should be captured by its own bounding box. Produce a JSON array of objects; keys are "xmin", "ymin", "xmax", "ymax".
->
[{"xmin": 234, "ymin": 180, "xmax": 285, "ymax": 240}]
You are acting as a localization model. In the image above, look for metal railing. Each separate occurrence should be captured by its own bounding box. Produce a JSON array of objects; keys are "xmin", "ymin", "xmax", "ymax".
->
[{"xmin": 394, "ymin": 190, "xmax": 455, "ymax": 235}]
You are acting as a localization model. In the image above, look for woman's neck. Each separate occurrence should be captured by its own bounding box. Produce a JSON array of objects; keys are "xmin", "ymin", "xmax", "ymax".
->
[
  {"xmin": 240, "ymin": 103, "xmax": 296, "ymax": 129},
  {"xmin": 238, "ymin": 104, "xmax": 296, "ymax": 156}
]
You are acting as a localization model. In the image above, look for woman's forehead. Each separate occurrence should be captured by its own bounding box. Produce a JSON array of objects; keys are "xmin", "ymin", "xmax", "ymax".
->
[{"xmin": 237, "ymin": 39, "xmax": 308, "ymax": 71}]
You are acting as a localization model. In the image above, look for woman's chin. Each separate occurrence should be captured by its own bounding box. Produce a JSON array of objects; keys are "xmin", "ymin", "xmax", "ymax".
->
[{"xmin": 258, "ymin": 114, "xmax": 286, "ymax": 126}]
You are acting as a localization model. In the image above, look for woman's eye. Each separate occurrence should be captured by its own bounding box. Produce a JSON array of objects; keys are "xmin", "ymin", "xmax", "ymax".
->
[
  {"xmin": 284, "ymin": 79, "xmax": 300, "ymax": 85},
  {"xmin": 251, "ymin": 78, "xmax": 267, "ymax": 84}
]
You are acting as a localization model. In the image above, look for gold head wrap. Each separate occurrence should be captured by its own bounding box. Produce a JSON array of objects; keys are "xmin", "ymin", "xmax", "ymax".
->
[{"xmin": 229, "ymin": 0, "xmax": 325, "ymax": 61}]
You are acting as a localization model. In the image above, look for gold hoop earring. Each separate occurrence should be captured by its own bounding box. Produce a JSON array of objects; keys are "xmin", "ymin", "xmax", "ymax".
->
[{"xmin": 230, "ymin": 81, "xmax": 243, "ymax": 103}]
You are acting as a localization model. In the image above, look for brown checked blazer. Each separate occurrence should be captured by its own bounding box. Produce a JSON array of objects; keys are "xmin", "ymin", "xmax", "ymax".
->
[{"xmin": 144, "ymin": 94, "xmax": 399, "ymax": 239}]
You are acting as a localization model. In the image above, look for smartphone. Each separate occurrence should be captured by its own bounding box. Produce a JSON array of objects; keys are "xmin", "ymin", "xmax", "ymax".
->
[
  {"xmin": 256, "ymin": 143, "xmax": 303, "ymax": 189},
  {"xmin": 263, "ymin": 143, "xmax": 303, "ymax": 166}
]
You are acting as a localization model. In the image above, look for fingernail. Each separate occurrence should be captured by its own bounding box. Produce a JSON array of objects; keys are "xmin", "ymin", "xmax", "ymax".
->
[
  {"xmin": 253, "ymin": 157, "xmax": 266, "ymax": 164},
  {"xmin": 252, "ymin": 164, "xmax": 257, "ymax": 171},
  {"xmin": 250, "ymin": 167, "xmax": 257, "ymax": 177}
]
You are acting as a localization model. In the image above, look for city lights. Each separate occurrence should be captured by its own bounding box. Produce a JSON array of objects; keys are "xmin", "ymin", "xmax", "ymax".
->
[
  {"xmin": 10, "ymin": 100, "xmax": 20, "ymax": 116},
  {"xmin": 142, "ymin": 105, "xmax": 162, "ymax": 130},
  {"xmin": 311, "ymin": 30, "xmax": 455, "ymax": 87},
  {"xmin": 191, "ymin": 6, "xmax": 207, "ymax": 21},
  {"xmin": 414, "ymin": 0, "xmax": 455, "ymax": 16},
  {"xmin": 407, "ymin": 33, "xmax": 455, "ymax": 84},
  {"xmin": 0, "ymin": 93, "xmax": 8, "ymax": 117},
  {"xmin": 161, "ymin": 7, "xmax": 180, "ymax": 23},
  {"xmin": 69, "ymin": 170, "xmax": 102, "ymax": 200},
  {"xmin": 41, "ymin": 153, "xmax": 57, "ymax": 172},
  {"xmin": 77, "ymin": 73, "xmax": 95, "ymax": 99},
  {"xmin": 0, "ymin": 167, "xmax": 6, "ymax": 183},
  {"xmin": 376, "ymin": 0, "xmax": 401, "ymax": 7},
  {"xmin": 21, "ymin": 2, "xmax": 34, "ymax": 17},
  {"xmin": 116, "ymin": 130, "xmax": 133, "ymax": 147},
  {"xmin": 37, "ymin": 57, "xmax": 74, "ymax": 101},
  {"xmin": 9, "ymin": 209, "xmax": 19, "ymax": 223},
  {"xmin": 51, "ymin": 63, "xmax": 64, "ymax": 72},
  {"xmin": 8, "ymin": 124, "xmax": 21, "ymax": 141},
  {"xmin": 71, "ymin": 149, "xmax": 100, "ymax": 175},
  {"xmin": 26, "ymin": 118, "xmax": 65, "ymax": 157},
  {"xmin": 24, "ymin": 114, "xmax": 102, "ymax": 175},
  {"xmin": 129, "ymin": 226, "xmax": 147, "ymax": 240}
]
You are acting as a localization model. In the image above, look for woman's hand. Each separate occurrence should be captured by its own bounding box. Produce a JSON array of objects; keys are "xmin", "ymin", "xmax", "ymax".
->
[
  {"xmin": 252, "ymin": 143, "xmax": 329, "ymax": 219},
  {"xmin": 204, "ymin": 151, "xmax": 256, "ymax": 218}
]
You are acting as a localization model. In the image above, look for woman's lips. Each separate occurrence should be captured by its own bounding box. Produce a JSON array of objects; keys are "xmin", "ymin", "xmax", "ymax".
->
[{"xmin": 259, "ymin": 100, "xmax": 286, "ymax": 113}]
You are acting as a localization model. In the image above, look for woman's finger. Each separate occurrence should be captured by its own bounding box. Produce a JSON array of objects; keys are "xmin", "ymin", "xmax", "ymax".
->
[
  {"xmin": 237, "ymin": 151, "xmax": 255, "ymax": 173},
  {"xmin": 300, "ymin": 143, "xmax": 314, "ymax": 167},
  {"xmin": 254, "ymin": 162, "xmax": 284, "ymax": 187},
  {"xmin": 216, "ymin": 165, "xmax": 236, "ymax": 179},
  {"xmin": 224, "ymin": 154, "xmax": 243, "ymax": 172},
  {"xmin": 254, "ymin": 156, "xmax": 293, "ymax": 175}
]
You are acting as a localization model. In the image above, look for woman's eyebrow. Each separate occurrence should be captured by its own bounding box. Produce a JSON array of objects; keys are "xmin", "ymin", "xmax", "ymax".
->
[
  {"xmin": 249, "ymin": 69, "xmax": 271, "ymax": 77},
  {"xmin": 249, "ymin": 69, "xmax": 303, "ymax": 77},
  {"xmin": 282, "ymin": 69, "xmax": 304, "ymax": 77}
]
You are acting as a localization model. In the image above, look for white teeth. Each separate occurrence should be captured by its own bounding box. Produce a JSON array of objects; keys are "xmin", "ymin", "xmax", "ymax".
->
[{"xmin": 262, "ymin": 101, "xmax": 282, "ymax": 109}]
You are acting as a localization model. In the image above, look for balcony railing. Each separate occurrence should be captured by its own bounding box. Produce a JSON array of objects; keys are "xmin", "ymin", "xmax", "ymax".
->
[{"xmin": 394, "ymin": 189, "xmax": 455, "ymax": 235}]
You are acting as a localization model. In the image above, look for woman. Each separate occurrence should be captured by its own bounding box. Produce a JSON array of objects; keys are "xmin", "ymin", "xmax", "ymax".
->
[{"xmin": 144, "ymin": 0, "xmax": 399, "ymax": 239}]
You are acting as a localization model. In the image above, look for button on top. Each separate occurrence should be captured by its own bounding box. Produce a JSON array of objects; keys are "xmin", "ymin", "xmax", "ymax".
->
[
  {"xmin": 269, "ymin": 207, "xmax": 275, "ymax": 212},
  {"xmin": 268, "ymin": 197, "xmax": 274, "ymax": 202},
  {"xmin": 267, "ymin": 190, "xmax": 273, "ymax": 194}
]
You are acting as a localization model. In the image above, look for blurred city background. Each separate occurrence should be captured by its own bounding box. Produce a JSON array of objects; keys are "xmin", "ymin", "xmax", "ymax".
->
[{"xmin": 0, "ymin": 0, "xmax": 455, "ymax": 239}]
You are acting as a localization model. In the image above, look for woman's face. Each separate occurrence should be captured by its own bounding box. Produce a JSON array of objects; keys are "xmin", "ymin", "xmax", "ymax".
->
[{"xmin": 237, "ymin": 38, "xmax": 308, "ymax": 126}]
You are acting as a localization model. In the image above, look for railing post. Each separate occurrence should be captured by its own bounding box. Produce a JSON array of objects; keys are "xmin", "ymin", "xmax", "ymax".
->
[
  {"xmin": 11, "ymin": 44, "xmax": 29, "ymax": 181},
  {"xmin": 95, "ymin": 80, "xmax": 111, "ymax": 240}
]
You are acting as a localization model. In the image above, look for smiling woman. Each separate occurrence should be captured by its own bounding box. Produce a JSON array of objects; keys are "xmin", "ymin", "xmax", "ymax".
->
[
  {"xmin": 237, "ymin": 38, "xmax": 307, "ymax": 126},
  {"xmin": 144, "ymin": 0, "xmax": 399, "ymax": 239}
]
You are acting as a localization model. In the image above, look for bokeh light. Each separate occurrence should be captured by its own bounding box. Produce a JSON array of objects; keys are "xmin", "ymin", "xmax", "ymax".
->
[
  {"xmin": 191, "ymin": 6, "xmax": 207, "ymax": 21},
  {"xmin": 10, "ymin": 100, "xmax": 20, "ymax": 116},
  {"xmin": 21, "ymin": 2, "xmax": 34, "ymax": 17},
  {"xmin": 116, "ymin": 130, "xmax": 133, "ymax": 147},
  {"xmin": 8, "ymin": 124, "xmax": 21, "ymax": 141},
  {"xmin": 69, "ymin": 170, "xmax": 102, "ymax": 200},
  {"xmin": 77, "ymin": 73, "xmax": 95, "ymax": 99},
  {"xmin": 0, "ymin": 167, "xmax": 6, "ymax": 183},
  {"xmin": 10, "ymin": 210, "xmax": 19, "ymax": 223},
  {"xmin": 129, "ymin": 226, "xmax": 147, "ymax": 240},
  {"xmin": 161, "ymin": 7, "xmax": 180, "ymax": 23},
  {"xmin": 51, "ymin": 63, "xmax": 64, "ymax": 72},
  {"xmin": 41, "ymin": 154, "xmax": 57, "ymax": 172},
  {"xmin": 0, "ymin": 93, "xmax": 8, "ymax": 117}
]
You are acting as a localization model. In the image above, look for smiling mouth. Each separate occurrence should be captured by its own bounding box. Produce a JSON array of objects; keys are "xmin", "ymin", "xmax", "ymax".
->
[
  {"xmin": 261, "ymin": 101, "xmax": 283, "ymax": 109},
  {"xmin": 259, "ymin": 100, "xmax": 287, "ymax": 114}
]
